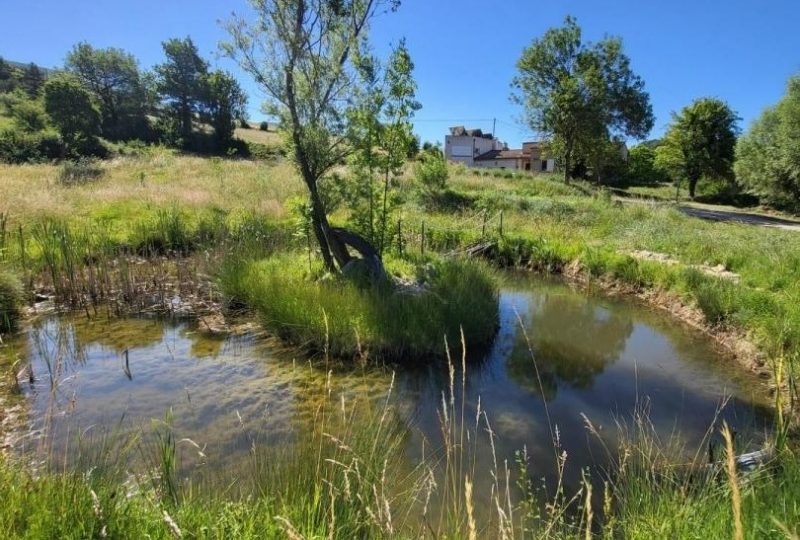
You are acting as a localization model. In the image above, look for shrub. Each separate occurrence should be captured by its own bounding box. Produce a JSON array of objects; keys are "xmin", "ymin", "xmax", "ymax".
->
[
  {"xmin": 221, "ymin": 254, "xmax": 499, "ymax": 361},
  {"xmin": 11, "ymin": 98, "xmax": 48, "ymax": 132},
  {"xmin": 43, "ymin": 74, "xmax": 102, "ymax": 146},
  {"xmin": 414, "ymin": 151, "xmax": 448, "ymax": 191},
  {"xmin": 59, "ymin": 158, "xmax": 105, "ymax": 185},
  {"xmin": 0, "ymin": 129, "xmax": 63, "ymax": 163},
  {"xmin": 239, "ymin": 118, "xmax": 250, "ymax": 128},
  {"xmin": 0, "ymin": 268, "xmax": 22, "ymax": 333},
  {"xmin": 259, "ymin": 121, "xmax": 269, "ymax": 131},
  {"xmin": 241, "ymin": 140, "xmax": 283, "ymax": 160}
]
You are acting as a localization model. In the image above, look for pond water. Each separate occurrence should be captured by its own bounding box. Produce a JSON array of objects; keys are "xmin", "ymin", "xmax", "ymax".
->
[{"xmin": 1, "ymin": 274, "xmax": 772, "ymax": 499}]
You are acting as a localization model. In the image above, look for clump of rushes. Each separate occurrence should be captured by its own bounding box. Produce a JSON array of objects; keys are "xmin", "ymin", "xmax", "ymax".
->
[
  {"xmin": 221, "ymin": 254, "xmax": 499, "ymax": 361},
  {"xmin": 0, "ymin": 266, "xmax": 23, "ymax": 334}
]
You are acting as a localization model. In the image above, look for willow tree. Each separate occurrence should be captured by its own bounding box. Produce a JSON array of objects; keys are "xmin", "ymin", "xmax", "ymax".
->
[{"xmin": 223, "ymin": 0, "xmax": 401, "ymax": 273}]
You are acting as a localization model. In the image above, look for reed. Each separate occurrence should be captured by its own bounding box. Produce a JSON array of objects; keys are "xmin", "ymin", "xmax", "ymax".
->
[
  {"xmin": 219, "ymin": 253, "xmax": 499, "ymax": 361},
  {"xmin": 0, "ymin": 266, "xmax": 22, "ymax": 334}
]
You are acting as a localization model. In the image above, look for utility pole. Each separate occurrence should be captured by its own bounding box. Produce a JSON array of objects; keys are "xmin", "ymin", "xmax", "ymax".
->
[{"xmin": 492, "ymin": 117, "xmax": 496, "ymax": 138}]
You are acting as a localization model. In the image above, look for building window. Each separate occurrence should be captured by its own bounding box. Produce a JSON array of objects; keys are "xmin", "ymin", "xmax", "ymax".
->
[{"xmin": 525, "ymin": 163, "xmax": 531, "ymax": 171}]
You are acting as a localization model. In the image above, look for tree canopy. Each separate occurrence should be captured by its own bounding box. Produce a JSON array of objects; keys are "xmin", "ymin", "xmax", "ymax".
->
[
  {"xmin": 203, "ymin": 70, "xmax": 248, "ymax": 148},
  {"xmin": 43, "ymin": 74, "xmax": 101, "ymax": 150},
  {"xmin": 65, "ymin": 43, "xmax": 150, "ymax": 140},
  {"xmin": 735, "ymin": 75, "xmax": 800, "ymax": 211},
  {"xmin": 513, "ymin": 16, "xmax": 653, "ymax": 182},
  {"xmin": 20, "ymin": 63, "xmax": 45, "ymax": 97},
  {"xmin": 155, "ymin": 37, "xmax": 209, "ymax": 142},
  {"xmin": 656, "ymin": 98, "xmax": 739, "ymax": 199},
  {"xmin": 223, "ymin": 0, "xmax": 403, "ymax": 272}
]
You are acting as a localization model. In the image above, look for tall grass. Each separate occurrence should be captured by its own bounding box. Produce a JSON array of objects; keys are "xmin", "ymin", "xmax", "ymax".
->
[
  {"xmin": 220, "ymin": 253, "xmax": 499, "ymax": 360},
  {"xmin": 1, "ymin": 317, "xmax": 798, "ymax": 538},
  {"xmin": 610, "ymin": 434, "xmax": 800, "ymax": 539},
  {"xmin": 0, "ymin": 266, "xmax": 22, "ymax": 334}
]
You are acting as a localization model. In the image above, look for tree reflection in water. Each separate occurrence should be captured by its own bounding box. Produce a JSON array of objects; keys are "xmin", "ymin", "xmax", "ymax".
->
[{"xmin": 504, "ymin": 289, "xmax": 633, "ymax": 400}]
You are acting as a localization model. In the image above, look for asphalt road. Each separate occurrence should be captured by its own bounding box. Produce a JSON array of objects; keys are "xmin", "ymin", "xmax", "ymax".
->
[{"xmin": 678, "ymin": 205, "xmax": 800, "ymax": 231}]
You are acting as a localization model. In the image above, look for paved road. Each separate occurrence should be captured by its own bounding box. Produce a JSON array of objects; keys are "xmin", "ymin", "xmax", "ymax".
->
[{"xmin": 678, "ymin": 205, "xmax": 800, "ymax": 231}]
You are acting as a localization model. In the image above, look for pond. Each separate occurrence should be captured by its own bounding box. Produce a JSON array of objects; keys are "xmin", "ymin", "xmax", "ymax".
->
[{"xmin": 0, "ymin": 273, "xmax": 772, "ymax": 502}]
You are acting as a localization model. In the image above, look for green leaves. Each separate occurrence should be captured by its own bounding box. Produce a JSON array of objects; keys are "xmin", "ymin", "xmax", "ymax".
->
[
  {"xmin": 43, "ymin": 74, "xmax": 101, "ymax": 145},
  {"xmin": 513, "ymin": 16, "xmax": 653, "ymax": 182},
  {"xmin": 658, "ymin": 97, "xmax": 739, "ymax": 198},
  {"xmin": 735, "ymin": 75, "xmax": 800, "ymax": 210}
]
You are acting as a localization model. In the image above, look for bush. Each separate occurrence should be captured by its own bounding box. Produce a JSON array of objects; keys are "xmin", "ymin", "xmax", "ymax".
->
[
  {"xmin": 234, "ymin": 140, "xmax": 283, "ymax": 160},
  {"xmin": 239, "ymin": 118, "xmax": 250, "ymax": 128},
  {"xmin": 259, "ymin": 121, "xmax": 269, "ymax": 131},
  {"xmin": 43, "ymin": 74, "xmax": 101, "ymax": 145},
  {"xmin": 735, "ymin": 76, "xmax": 800, "ymax": 212},
  {"xmin": 0, "ymin": 268, "xmax": 22, "ymax": 334},
  {"xmin": 59, "ymin": 158, "xmax": 105, "ymax": 185},
  {"xmin": 0, "ymin": 129, "xmax": 63, "ymax": 163},
  {"xmin": 221, "ymin": 255, "xmax": 499, "ymax": 361},
  {"xmin": 414, "ymin": 151, "xmax": 448, "ymax": 191}
]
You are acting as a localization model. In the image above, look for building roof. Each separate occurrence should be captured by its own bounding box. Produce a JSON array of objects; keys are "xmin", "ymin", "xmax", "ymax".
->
[
  {"xmin": 449, "ymin": 126, "xmax": 495, "ymax": 139},
  {"xmin": 474, "ymin": 149, "xmax": 525, "ymax": 161}
]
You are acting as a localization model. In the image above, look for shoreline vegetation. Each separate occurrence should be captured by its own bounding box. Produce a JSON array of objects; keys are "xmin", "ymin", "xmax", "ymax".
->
[
  {"xmin": 219, "ymin": 254, "xmax": 499, "ymax": 361},
  {"xmin": 1, "ymin": 150, "xmax": 799, "ymax": 538},
  {"xmin": 1, "ymin": 150, "xmax": 793, "ymax": 376},
  {"xmin": 2, "ymin": 7, "xmax": 799, "ymax": 535}
]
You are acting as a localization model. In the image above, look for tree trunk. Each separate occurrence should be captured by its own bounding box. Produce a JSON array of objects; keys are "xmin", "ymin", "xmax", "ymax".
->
[
  {"xmin": 689, "ymin": 177, "xmax": 698, "ymax": 199},
  {"xmin": 563, "ymin": 141, "xmax": 573, "ymax": 184},
  {"xmin": 284, "ymin": 39, "xmax": 350, "ymax": 273},
  {"xmin": 379, "ymin": 168, "xmax": 390, "ymax": 256}
]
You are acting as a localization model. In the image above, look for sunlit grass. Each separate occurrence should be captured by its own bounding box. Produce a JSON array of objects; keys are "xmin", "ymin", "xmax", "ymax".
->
[
  {"xmin": 0, "ymin": 266, "xmax": 22, "ymax": 334},
  {"xmin": 220, "ymin": 253, "xmax": 499, "ymax": 360}
]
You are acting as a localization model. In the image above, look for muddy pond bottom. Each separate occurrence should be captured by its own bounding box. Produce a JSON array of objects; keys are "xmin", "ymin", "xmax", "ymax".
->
[{"xmin": 2, "ymin": 274, "xmax": 771, "ymax": 495}]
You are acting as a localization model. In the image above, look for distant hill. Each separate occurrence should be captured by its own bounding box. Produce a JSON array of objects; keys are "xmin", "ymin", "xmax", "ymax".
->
[{"xmin": 2, "ymin": 59, "xmax": 57, "ymax": 77}]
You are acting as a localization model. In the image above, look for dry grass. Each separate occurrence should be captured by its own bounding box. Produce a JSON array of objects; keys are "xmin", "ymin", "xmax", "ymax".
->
[
  {"xmin": 233, "ymin": 126, "xmax": 282, "ymax": 146},
  {"xmin": 0, "ymin": 148, "xmax": 303, "ymax": 224}
]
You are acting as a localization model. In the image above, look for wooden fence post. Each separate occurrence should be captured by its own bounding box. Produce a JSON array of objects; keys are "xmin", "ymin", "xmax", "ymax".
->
[
  {"xmin": 481, "ymin": 210, "xmax": 488, "ymax": 240},
  {"xmin": 397, "ymin": 219, "xmax": 403, "ymax": 254},
  {"xmin": 499, "ymin": 210, "xmax": 504, "ymax": 238},
  {"xmin": 421, "ymin": 221, "xmax": 425, "ymax": 255}
]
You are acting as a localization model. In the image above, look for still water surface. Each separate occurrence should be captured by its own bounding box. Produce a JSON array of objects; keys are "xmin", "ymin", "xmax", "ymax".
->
[{"xmin": 3, "ymin": 274, "xmax": 771, "ymax": 492}]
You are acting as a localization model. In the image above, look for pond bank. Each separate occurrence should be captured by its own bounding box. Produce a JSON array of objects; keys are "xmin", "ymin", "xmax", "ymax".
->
[{"xmin": 471, "ymin": 239, "xmax": 776, "ymax": 388}]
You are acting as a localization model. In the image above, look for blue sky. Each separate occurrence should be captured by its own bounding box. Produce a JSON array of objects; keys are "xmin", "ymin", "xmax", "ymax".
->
[{"xmin": 2, "ymin": 0, "xmax": 799, "ymax": 148}]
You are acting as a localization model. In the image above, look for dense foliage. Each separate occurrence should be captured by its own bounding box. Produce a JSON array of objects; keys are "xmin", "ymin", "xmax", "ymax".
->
[
  {"xmin": 736, "ymin": 76, "xmax": 800, "ymax": 211},
  {"xmin": 43, "ymin": 74, "xmax": 102, "ymax": 152},
  {"xmin": 513, "ymin": 16, "xmax": 653, "ymax": 183},
  {"xmin": 65, "ymin": 43, "xmax": 152, "ymax": 141},
  {"xmin": 655, "ymin": 98, "xmax": 739, "ymax": 199}
]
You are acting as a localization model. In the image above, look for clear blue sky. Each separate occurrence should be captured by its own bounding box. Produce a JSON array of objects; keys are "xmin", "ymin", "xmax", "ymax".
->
[{"xmin": 2, "ymin": 0, "xmax": 799, "ymax": 148}]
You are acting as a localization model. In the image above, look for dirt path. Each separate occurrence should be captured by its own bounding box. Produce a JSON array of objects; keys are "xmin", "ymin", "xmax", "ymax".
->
[
  {"xmin": 677, "ymin": 204, "xmax": 800, "ymax": 231},
  {"xmin": 613, "ymin": 193, "xmax": 800, "ymax": 231}
]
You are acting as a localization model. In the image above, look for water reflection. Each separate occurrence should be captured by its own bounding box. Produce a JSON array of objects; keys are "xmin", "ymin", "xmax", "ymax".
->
[
  {"xmin": 504, "ymin": 288, "xmax": 634, "ymax": 399},
  {"xmin": 0, "ymin": 274, "xmax": 772, "ymax": 501}
]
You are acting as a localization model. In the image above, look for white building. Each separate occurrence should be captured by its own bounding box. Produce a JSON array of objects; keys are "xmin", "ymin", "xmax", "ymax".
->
[
  {"xmin": 444, "ymin": 126, "xmax": 504, "ymax": 166},
  {"xmin": 445, "ymin": 126, "xmax": 556, "ymax": 172}
]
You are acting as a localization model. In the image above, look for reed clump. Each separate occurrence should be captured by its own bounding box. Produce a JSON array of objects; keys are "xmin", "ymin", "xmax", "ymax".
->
[
  {"xmin": 220, "ymin": 253, "xmax": 499, "ymax": 361},
  {"xmin": 0, "ymin": 267, "xmax": 22, "ymax": 334}
]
